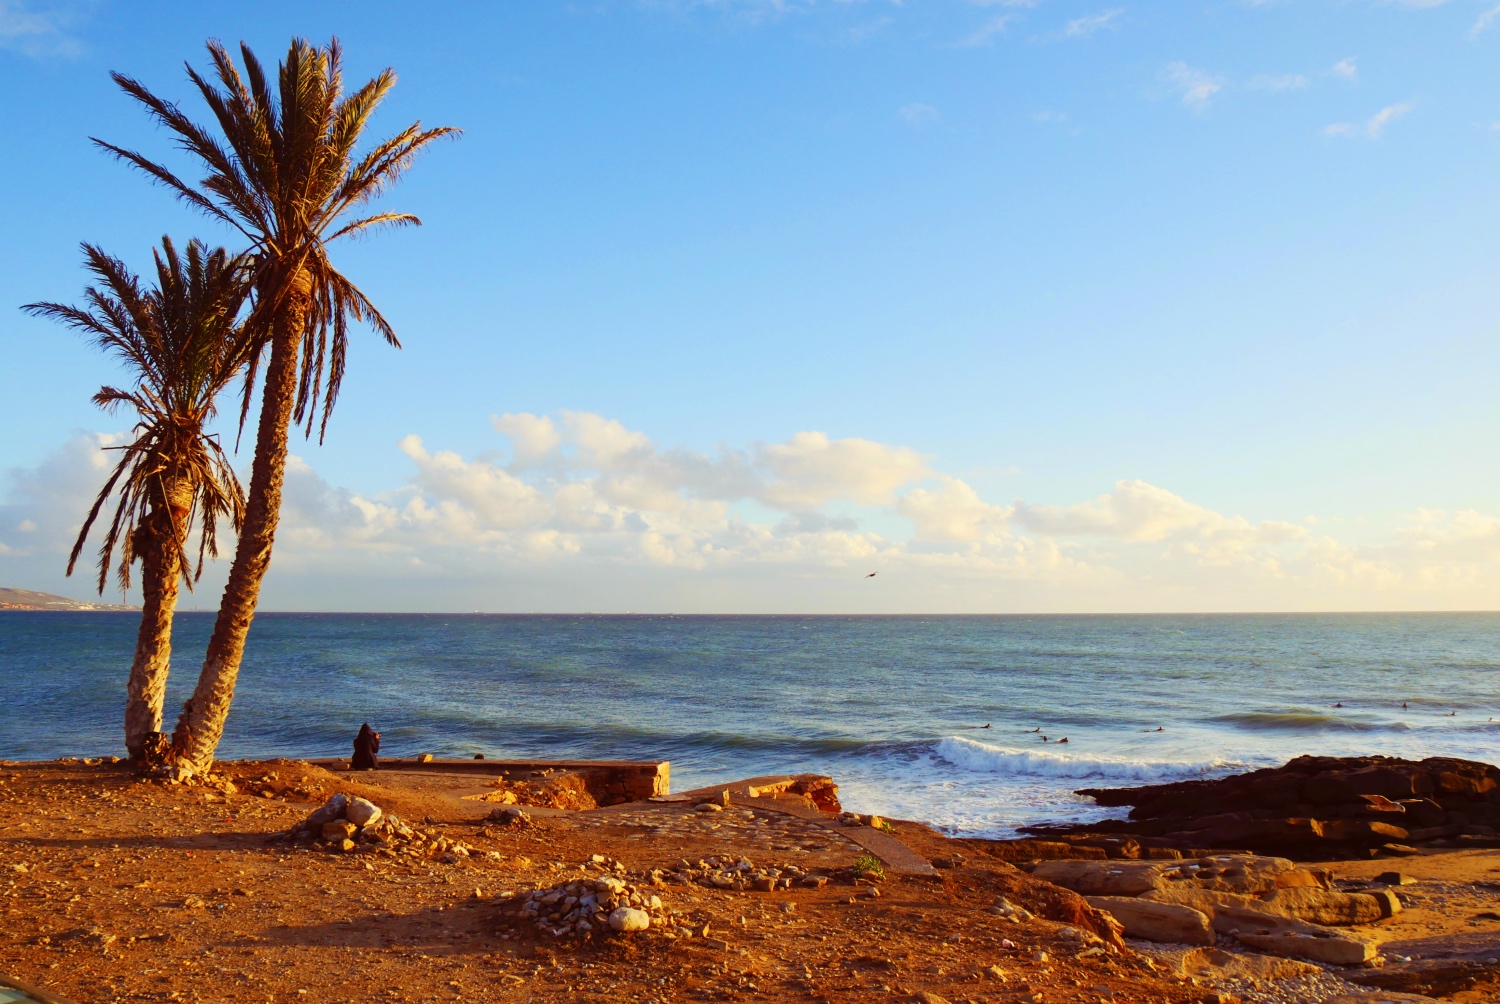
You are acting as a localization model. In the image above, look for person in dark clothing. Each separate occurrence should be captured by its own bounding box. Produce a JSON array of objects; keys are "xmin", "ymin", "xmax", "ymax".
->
[{"xmin": 352, "ymin": 723, "xmax": 381, "ymax": 770}]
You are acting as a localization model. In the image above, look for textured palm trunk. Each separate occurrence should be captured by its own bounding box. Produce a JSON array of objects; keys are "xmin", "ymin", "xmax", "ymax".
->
[
  {"xmin": 123, "ymin": 503, "xmax": 182, "ymax": 758},
  {"xmin": 172, "ymin": 280, "xmax": 308, "ymax": 771}
]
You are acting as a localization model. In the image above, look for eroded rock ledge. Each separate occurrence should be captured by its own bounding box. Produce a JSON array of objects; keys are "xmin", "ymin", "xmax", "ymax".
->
[{"xmin": 1024, "ymin": 754, "xmax": 1500, "ymax": 860}]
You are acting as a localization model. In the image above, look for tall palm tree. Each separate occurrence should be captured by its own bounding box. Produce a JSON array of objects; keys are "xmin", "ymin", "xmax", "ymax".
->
[
  {"xmin": 97, "ymin": 38, "xmax": 457, "ymax": 770},
  {"xmin": 24, "ymin": 238, "xmax": 252, "ymax": 758}
]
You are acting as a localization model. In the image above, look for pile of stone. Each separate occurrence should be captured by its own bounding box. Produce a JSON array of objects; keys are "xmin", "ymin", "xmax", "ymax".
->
[
  {"xmin": 670, "ymin": 855, "xmax": 828, "ymax": 891},
  {"xmin": 507, "ymin": 874, "xmax": 677, "ymax": 938},
  {"xmin": 1026, "ymin": 854, "xmax": 1400, "ymax": 966},
  {"xmin": 278, "ymin": 792, "xmax": 481, "ymax": 863},
  {"xmin": 1029, "ymin": 755, "xmax": 1500, "ymax": 859}
]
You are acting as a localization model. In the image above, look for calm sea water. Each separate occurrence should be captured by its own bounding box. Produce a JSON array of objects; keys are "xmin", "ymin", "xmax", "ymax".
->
[{"xmin": 2, "ymin": 613, "xmax": 1497, "ymax": 836}]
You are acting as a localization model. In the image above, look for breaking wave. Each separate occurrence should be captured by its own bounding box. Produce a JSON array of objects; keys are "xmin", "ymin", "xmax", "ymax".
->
[{"xmin": 933, "ymin": 736, "xmax": 1233, "ymax": 782}]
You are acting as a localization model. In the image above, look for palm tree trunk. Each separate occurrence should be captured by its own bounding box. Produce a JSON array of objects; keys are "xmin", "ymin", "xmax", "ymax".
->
[
  {"xmin": 123, "ymin": 506, "xmax": 182, "ymax": 758},
  {"xmin": 172, "ymin": 287, "xmax": 307, "ymax": 770}
]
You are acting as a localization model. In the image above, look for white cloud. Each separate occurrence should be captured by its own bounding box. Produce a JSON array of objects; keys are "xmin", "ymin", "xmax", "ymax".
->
[
  {"xmin": 897, "ymin": 477, "xmax": 1012, "ymax": 542},
  {"xmin": 759, "ymin": 431, "xmax": 929, "ymax": 508},
  {"xmin": 956, "ymin": 15, "xmax": 1015, "ymax": 47},
  {"xmin": 491, "ymin": 413, "xmax": 561, "ymax": 465},
  {"xmin": 1329, "ymin": 57, "xmax": 1358, "ymax": 81},
  {"xmin": 1472, "ymin": 3, "xmax": 1500, "ymax": 37},
  {"xmin": 0, "ymin": 0, "xmax": 82, "ymax": 57},
  {"xmin": 1324, "ymin": 101, "xmax": 1415, "ymax": 140},
  {"xmin": 18, "ymin": 420, "xmax": 1500, "ymax": 611},
  {"xmin": 1014, "ymin": 479, "xmax": 1306, "ymax": 555},
  {"xmin": 897, "ymin": 102, "xmax": 940, "ymax": 127},
  {"xmin": 1247, "ymin": 73, "xmax": 1309, "ymax": 92},
  {"xmin": 1163, "ymin": 62, "xmax": 1223, "ymax": 112},
  {"xmin": 1063, "ymin": 8, "xmax": 1122, "ymax": 37}
]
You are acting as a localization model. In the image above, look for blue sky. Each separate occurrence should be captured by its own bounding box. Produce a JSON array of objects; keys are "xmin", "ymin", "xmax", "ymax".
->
[{"xmin": 3, "ymin": 0, "xmax": 1500, "ymax": 612}]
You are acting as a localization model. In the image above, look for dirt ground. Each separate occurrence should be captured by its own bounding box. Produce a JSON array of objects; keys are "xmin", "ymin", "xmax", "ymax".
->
[{"xmin": 0, "ymin": 759, "xmax": 1493, "ymax": 1004}]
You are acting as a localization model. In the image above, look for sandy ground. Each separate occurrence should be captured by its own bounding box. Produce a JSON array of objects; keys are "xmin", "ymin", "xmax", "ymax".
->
[{"xmin": 0, "ymin": 758, "xmax": 1496, "ymax": 1004}]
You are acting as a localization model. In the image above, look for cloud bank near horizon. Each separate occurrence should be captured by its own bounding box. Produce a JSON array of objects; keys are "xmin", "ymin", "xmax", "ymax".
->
[{"xmin": 4, "ymin": 412, "xmax": 1500, "ymax": 612}]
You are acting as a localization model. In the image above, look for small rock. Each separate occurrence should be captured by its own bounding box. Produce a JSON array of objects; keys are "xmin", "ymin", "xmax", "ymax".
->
[
  {"xmin": 913, "ymin": 993, "xmax": 950, "ymax": 1004},
  {"xmin": 695, "ymin": 803, "xmax": 723, "ymax": 813},
  {"xmin": 985, "ymin": 965, "xmax": 1007, "ymax": 980},
  {"xmin": 488, "ymin": 806, "xmax": 530, "ymax": 826},
  {"xmin": 418, "ymin": 753, "xmax": 434, "ymax": 762},
  {"xmin": 1031, "ymin": 950, "xmax": 1049, "ymax": 962},
  {"xmin": 608, "ymin": 907, "xmax": 650, "ymax": 932},
  {"xmin": 321, "ymin": 820, "xmax": 357, "ymax": 841},
  {"xmin": 1374, "ymin": 871, "xmax": 1417, "ymax": 886}
]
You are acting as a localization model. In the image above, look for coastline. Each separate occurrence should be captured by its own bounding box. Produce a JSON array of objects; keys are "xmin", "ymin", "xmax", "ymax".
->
[{"xmin": 2, "ymin": 756, "xmax": 1498, "ymax": 1003}]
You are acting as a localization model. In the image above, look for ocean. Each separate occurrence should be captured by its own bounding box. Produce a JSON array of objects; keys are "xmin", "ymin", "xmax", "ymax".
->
[{"xmin": 2, "ymin": 612, "xmax": 1497, "ymax": 837}]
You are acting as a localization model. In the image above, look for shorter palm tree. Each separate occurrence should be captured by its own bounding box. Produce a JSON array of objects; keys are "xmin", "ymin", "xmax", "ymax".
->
[{"xmin": 25, "ymin": 238, "xmax": 253, "ymax": 758}]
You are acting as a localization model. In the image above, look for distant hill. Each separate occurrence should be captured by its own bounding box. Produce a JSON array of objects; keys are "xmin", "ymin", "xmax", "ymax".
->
[{"xmin": 0, "ymin": 588, "xmax": 138, "ymax": 612}]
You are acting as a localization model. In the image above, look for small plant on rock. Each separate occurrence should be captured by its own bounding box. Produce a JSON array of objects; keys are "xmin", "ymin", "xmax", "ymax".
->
[{"xmin": 853, "ymin": 854, "xmax": 885, "ymax": 881}]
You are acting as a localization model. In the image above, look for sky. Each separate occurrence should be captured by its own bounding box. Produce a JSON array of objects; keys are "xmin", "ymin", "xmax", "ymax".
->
[{"xmin": 3, "ymin": 0, "xmax": 1500, "ymax": 612}]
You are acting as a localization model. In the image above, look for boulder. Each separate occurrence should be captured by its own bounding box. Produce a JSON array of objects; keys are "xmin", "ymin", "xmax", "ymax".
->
[
  {"xmin": 1258, "ymin": 888, "xmax": 1386, "ymax": 926},
  {"xmin": 608, "ymin": 907, "xmax": 650, "ymax": 932},
  {"xmin": 1083, "ymin": 895, "xmax": 1214, "ymax": 945},
  {"xmin": 305, "ymin": 793, "xmax": 349, "ymax": 828},
  {"xmin": 1366, "ymin": 888, "xmax": 1402, "ymax": 919},
  {"xmin": 346, "ymin": 797, "xmax": 383, "ymax": 827}
]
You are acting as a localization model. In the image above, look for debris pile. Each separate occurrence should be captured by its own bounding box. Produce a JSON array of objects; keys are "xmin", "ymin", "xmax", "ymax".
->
[
  {"xmin": 276, "ymin": 792, "xmax": 482, "ymax": 862},
  {"xmin": 504, "ymin": 873, "xmax": 678, "ymax": 938},
  {"xmin": 241, "ymin": 770, "xmax": 326, "ymax": 801},
  {"xmin": 671, "ymin": 855, "xmax": 828, "ymax": 891}
]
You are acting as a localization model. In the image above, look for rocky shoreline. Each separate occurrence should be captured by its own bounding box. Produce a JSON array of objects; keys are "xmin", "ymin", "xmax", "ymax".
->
[
  {"xmin": 1, "ymin": 754, "xmax": 1499, "ymax": 1003},
  {"xmin": 1021, "ymin": 755, "xmax": 1500, "ymax": 860}
]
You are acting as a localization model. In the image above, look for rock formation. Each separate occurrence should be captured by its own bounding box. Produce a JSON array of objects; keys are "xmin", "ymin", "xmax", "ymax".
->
[{"xmin": 1021, "ymin": 755, "xmax": 1500, "ymax": 860}]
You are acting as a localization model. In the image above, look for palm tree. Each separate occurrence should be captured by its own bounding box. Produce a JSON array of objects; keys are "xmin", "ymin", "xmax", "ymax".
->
[
  {"xmin": 96, "ymin": 39, "xmax": 457, "ymax": 770},
  {"xmin": 24, "ymin": 238, "xmax": 252, "ymax": 758}
]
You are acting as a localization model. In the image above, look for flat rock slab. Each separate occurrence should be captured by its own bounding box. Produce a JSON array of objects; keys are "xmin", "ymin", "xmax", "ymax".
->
[
  {"xmin": 1085, "ymin": 895, "xmax": 1214, "ymax": 945},
  {"xmin": 1321, "ymin": 994, "xmax": 1441, "ymax": 1004},
  {"xmin": 675, "ymin": 775, "xmax": 938, "ymax": 877}
]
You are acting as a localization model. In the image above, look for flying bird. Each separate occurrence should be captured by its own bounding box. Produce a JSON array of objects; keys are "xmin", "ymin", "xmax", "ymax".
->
[{"xmin": 865, "ymin": 572, "xmax": 878, "ymax": 578}]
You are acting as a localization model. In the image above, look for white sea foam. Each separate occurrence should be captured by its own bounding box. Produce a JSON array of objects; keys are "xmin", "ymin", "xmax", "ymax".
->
[{"xmin": 933, "ymin": 735, "xmax": 1232, "ymax": 782}]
